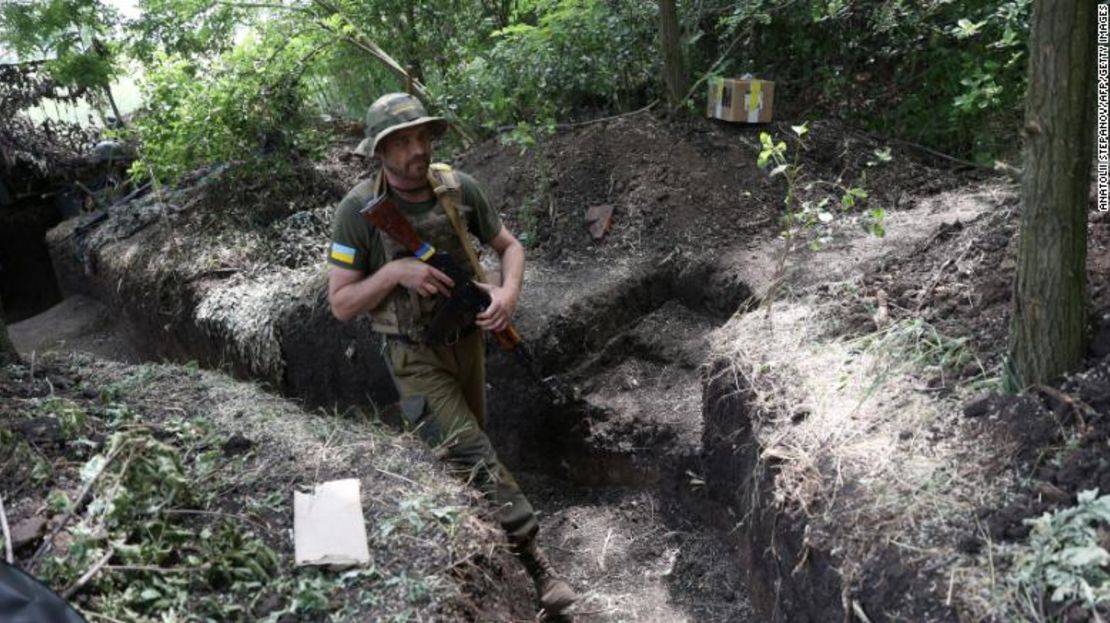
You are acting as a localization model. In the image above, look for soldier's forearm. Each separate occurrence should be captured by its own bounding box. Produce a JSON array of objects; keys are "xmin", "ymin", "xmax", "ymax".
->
[
  {"xmin": 498, "ymin": 239, "xmax": 525, "ymax": 301},
  {"xmin": 329, "ymin": 263, "xmax": 400, "ymax": 322}
]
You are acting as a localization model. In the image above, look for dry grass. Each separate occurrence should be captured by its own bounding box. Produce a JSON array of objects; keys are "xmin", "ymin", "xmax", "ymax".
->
[{"xmin": 710, "ymin": 294, "xmax": 1025, "ymax": 619}]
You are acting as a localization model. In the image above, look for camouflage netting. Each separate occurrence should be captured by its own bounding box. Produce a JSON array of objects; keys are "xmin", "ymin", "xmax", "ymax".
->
[
  {"xmin": 0, "ymin": 61, "xmax": 98, "ymax": 179},
  {"xmin": 194, "ymin": 268, "xmax": 321, "ymax": 384},
  {"xmin": 47, "ymin": 154, "xmax": 353, "ymax": 393}
]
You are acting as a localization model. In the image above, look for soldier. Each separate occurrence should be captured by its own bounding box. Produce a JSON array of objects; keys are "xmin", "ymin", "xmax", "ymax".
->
[{"xmin": 326, "ymin": 92, "xmax": 578, "ymax": 616}]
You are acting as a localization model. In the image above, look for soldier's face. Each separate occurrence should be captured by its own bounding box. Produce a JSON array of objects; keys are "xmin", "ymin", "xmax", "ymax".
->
[{"xmin": 378, "ymin": 125, "xmax": 433, "ymax": 184}]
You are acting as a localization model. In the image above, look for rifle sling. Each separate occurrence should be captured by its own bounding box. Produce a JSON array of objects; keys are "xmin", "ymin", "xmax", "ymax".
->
[{"xmin": 428, "ymin": 167, "xmax": 487, "ymax": 283}]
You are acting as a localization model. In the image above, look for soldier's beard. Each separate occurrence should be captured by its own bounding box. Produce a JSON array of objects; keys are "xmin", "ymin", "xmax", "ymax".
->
[
  {"xmin": 406, "ymin": 156, "xmax": 429, "ymax": 177},
  {"xmin": 383, "ymin": 157, "xmax": 430, "ymax": 189}
]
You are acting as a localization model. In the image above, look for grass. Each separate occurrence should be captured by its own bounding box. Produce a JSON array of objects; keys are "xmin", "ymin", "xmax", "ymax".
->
[{"xmin": 848, "ymin": 317, "xmax": 988, "ymax": 407}]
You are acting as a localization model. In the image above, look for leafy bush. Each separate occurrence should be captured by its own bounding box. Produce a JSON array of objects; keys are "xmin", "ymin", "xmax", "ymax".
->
[
  {"xmin": 438, "ymin": 0, "xmax": 659, "ymax": 135},
  {"xmin": 1013, "ymin": 490, "xmax": 1110, "ymax": 618},
  {"xmin": 715, "ymin": 0, "xmax": 1030, "ymax": 162},
  {"xmin": 129, "ymin": 25, "xmax": 328, "ymax": 182}
]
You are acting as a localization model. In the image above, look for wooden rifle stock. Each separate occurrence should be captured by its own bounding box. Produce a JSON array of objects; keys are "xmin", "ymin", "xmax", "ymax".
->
[{"xmin": 360, "ymin": 193, "xmax": 523, "ymax": 351}]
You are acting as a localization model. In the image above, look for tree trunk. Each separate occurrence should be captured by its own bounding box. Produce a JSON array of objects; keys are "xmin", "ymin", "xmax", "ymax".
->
[
  {"xmin": 1009, "ymin": 0, "xmax": 1096, "ymax": 387},
  {"xmin": 659, "ymin": 0, "xmax": 686, "ymax": 112},
  {"xmin": 0, "ymin": 296, "xmax": 16, "ymax": 358}
]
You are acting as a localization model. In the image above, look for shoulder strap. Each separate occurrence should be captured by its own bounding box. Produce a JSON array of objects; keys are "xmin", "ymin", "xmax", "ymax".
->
[{"xmin": 428, "ymin": 163, "xmax": 486, "ymax": 282}]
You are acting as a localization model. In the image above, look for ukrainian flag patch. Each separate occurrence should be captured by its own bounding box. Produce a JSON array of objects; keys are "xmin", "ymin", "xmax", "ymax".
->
[{"xmin": 330, "ymin": 242, "xmax": 356, "ymax": 265}]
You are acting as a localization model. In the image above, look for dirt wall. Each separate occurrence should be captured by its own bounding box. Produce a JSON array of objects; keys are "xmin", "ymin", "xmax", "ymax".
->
[
  {"xmin": 702, "ymin": 357, "xmax": 960, "ymax": 623},
  {"xmin": 1, "ymin": 201, "xmax": 63, "ymax": 322},
  {"xmin": 46, "ymin": 217, "xmax": 398, "ymax": 410},
  {"xmin": 701, "ymin": 359, "xmax": 846, "ymax": 621}
]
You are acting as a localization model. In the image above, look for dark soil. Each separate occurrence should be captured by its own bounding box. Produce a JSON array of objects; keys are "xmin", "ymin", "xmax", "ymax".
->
[
  {"xmin": 971, "ymin": 356, "xmax": 1110, "ymax": 540},
  {"xmin": 459, "ymin": 114, "xmax": 962, "ymax": 266},
  {"xmin": 0, "ymin": 199, "xmax": 64, "ymax": 322},
  {"xmin": 805, "ymin": 183, "xmax": 1110, "ymax": 620},
  {"xmin": 835, "ymin": 191, "xmax": 1110, "ymax": 556},
  {"xmin": 842, "ymin": 199, "xmax": 1110, "ymax": 374}
]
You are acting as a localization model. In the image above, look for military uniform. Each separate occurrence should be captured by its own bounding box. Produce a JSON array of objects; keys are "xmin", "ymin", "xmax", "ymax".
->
[
  {"xmin": 328, "ymin": 169, "xmax": 538, "ymax": 544},
  {"xmin": 329, "ymin": 92, "xmax": 576, "ymax": 614}
]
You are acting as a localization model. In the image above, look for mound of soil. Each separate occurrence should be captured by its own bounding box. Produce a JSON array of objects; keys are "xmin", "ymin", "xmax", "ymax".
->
[
  {"xmin": 460, "ymin": 114, "xmax": 962, "ymax": 266},
  {"xmin": 0, "ymin": 353, "xmax": 529, "ymax": 622},
  {"xmin": 699, "ymin": 176, "xmax": 1110, "ymax": 622},
  {"xmin": 842, "ymin": 194, "xmax": 1110, "ymax": 374}
]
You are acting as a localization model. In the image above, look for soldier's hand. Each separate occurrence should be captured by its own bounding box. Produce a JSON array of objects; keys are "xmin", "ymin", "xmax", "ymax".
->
[
  {"xmin": 392, "ymin": 258, "xmax": 454, "ymax": 298},
  {"xmin": 474, "ymin": 282, "xmax": 517, "ymax": 332}
]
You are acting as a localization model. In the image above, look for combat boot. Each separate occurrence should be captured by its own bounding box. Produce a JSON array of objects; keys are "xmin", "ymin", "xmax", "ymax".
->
[{"xmin": 514, "ymin": 539, "xmax": 578, "ymax": 615}]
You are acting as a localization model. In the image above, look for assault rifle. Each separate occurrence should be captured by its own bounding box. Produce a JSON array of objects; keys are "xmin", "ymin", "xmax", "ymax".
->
[{"xmin": 361, "ymin": 193, "xmax": 571, "ymax": 404}]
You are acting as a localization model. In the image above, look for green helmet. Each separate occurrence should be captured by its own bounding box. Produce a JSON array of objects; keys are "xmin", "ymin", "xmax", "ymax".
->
[{"xmin": 354, "ymin": 93, "xmax": 447, "ymax": 157}]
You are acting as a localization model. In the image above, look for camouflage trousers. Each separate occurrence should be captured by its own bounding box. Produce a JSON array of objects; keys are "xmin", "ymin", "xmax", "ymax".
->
[{"xmin": 384, "ymin": 330, "xmax": 538, "ymax": 543}]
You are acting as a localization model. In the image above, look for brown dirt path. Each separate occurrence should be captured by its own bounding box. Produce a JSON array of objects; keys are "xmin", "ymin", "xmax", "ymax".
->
[{"xmin": 9, "ymin": 294, "xmax": 141, "ymax": 363}]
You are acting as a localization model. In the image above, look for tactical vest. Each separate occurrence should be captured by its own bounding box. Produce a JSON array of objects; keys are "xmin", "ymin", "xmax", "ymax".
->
[{"xmin": 369, "ymin": 164, "xmax": 481, "ymax": 342}]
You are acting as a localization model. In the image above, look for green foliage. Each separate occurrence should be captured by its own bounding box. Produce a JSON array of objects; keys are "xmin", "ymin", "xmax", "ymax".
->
[
  {"xmin": 853, "ymin": 317, "xmax": 981, "ymax": 388},
  {"xmin": 36, "ymin": 415, "xmax": 282, "ymax": 621},
  {"xmin": 515, "ymin": 155, "xmax": 554, "ymax": 247},
  {"xmin": 0, "ymin": 426, "xmax": 53, "ymax": 492},
  {"xmin": 379, "ymin": 495, "xmax": 463, "ymax": 541},
  {"xmin": 40, "ymin": 396, "xmax": 89, "ymax": 436},
  {"xmin": 126, "ymin": 0, "xmax": 244, "ymax": 64},
  {"xmin": 718, "ymin": 0, "xmax": 1030, "ymax": 162},
  {"xmin": 438, "ymin": 0, "xmax": 659, "ymax": 134},
  {"xmin": 0, "ymin": 0, "xmax": 122, "ymax": 100},
  {"xmin": 128, "ymin": 24, "xmax": 330, "ymax": 181},
  {"xmin": 756, "ymin": 123, "xmax": 884, "ymax": 312},
  {"xmin": 1013, "ymin": 490, "xmax": 1110, "ymax": 618},
  {"xmin": 3, "ymin": 0, "xmax": 1034, "ymax": 175}
]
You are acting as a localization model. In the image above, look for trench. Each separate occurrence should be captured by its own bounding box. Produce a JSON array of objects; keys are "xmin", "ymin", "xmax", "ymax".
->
[
  {"xmin": 15, "ymin": 216, "xmax": 845, "ymax": 621},
  {"xmin": 0, "ymin": 166, "xmax": 75, "ymax": 323}
]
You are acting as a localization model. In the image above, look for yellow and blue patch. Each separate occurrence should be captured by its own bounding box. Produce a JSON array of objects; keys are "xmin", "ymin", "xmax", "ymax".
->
[
  {"xmin": 330, "ymin": 242, "xmax": 356, "ymax": 265},
  {"xmin": 415, "ymin": 242, "xmax": 435, "ymax": 261}
]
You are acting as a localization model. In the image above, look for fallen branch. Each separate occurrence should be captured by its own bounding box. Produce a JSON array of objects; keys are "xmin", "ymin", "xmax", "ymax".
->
[
  {"xmin": 490, "ymin": 102, "xmax": 658, "ymax": 135},
  {"xmin": 677, "ymin": 23, "xmax": 748, "ymax": 112},
  {"xmin": 597, "ymin": 528, "xmax": 613, "ymax": 571},
  {"xmin": 914, "ymin": 239, "xmax": 974, "ymax": 312},
  {"xmin": 1033, "ymin": 384, "xmax": 1099, "ymax": 429},
  {"xmin": 375, "ymin": 466, "xmax": 425, "ymax": 490},
  {"xmin": 61, "ymin": 547, "xmax": 114, "ymax": 600},
  {"xmin": 430, "ymin": 551, "xmax": 477, "ymax": 578},
  {"xmin": 555, "ymin": 101, "xmax": 658, "ymax": 131},
  {"xmin": 82, "ymin": 611, "xmax": 128, "ymax": 623},
  {"xmin": 104, "ymin": 564, "xmax": 200, "ymax": 574},
  {"xmin": 851, "ymin": 599, "xmax": 874, "ymax": 623},
  {"xmin": 162, "ymin": 508, "xmax": 269, "ymax": 532},
  {"xmin": 0, "ymin": 492, "xmax": 12, "ymax": 564},
  {"xmin": 29, "ymin": 446, "xmax": 123, "ymax": 570},
  {"xmin": 855, "ymin": 129, "xmax": 996, "ymax": 172}
]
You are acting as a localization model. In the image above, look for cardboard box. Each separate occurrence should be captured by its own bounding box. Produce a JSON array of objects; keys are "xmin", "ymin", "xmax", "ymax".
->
[{"xmin": 707, "ymin": 78, "xmax": 774, "ymax": 123}]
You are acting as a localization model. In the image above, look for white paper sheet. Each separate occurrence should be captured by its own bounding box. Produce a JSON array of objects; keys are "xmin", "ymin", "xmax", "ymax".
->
[{"xmin": 293, "ymin": 478, "xmax": 371, "ymax": 568}]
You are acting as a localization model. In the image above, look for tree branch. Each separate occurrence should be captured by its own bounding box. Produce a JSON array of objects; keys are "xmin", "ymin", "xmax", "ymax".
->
[
  {"xmin": 29, "ymin": 446, "xmax": 124, "ymax": 571},
  {"xmin": 308, "ymin": 0, "xmax": 476, "ymax": 146},
  {"xmin": 61, "ymin": 548, "xmax": 114, "ymax": 600}
]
